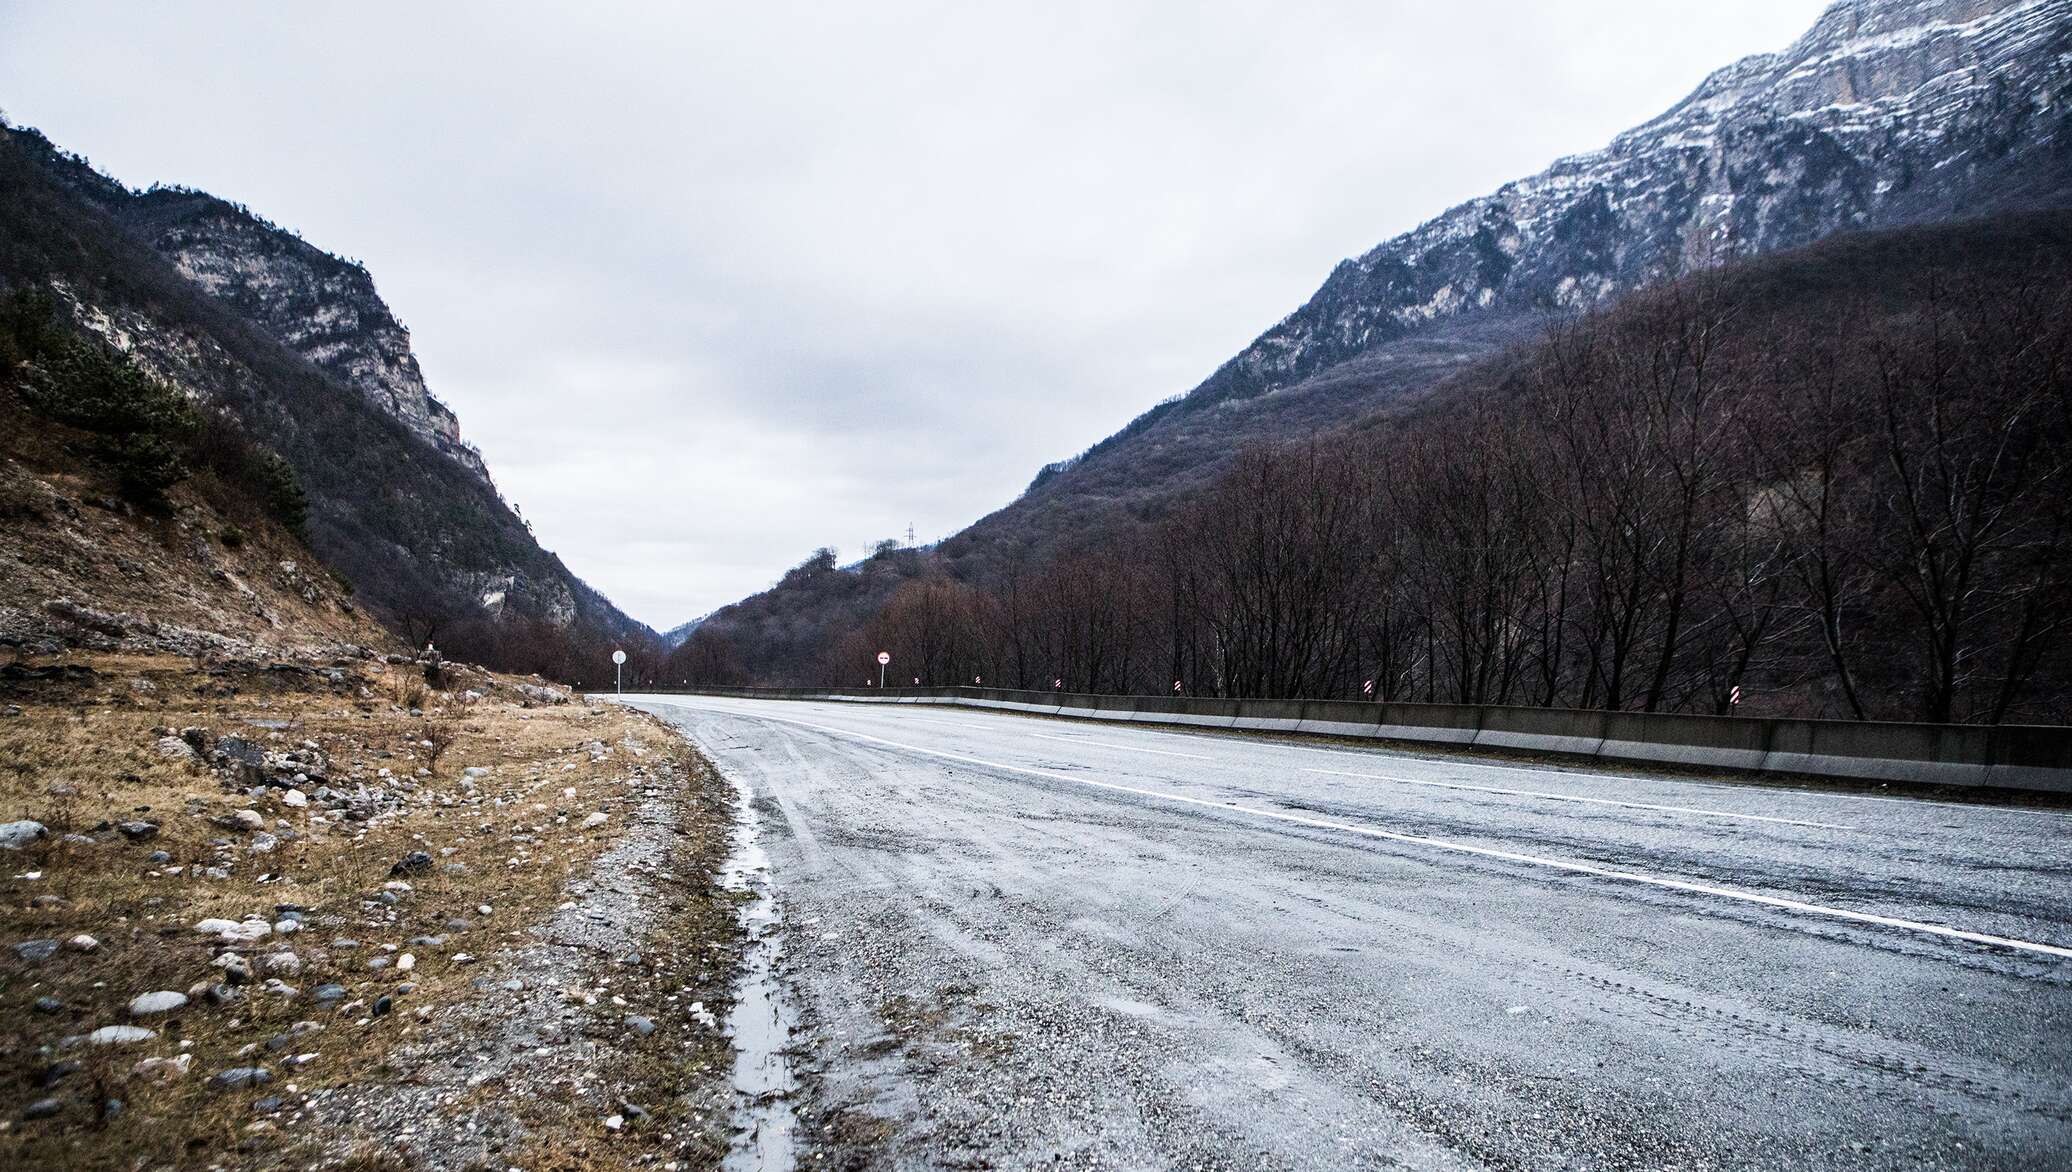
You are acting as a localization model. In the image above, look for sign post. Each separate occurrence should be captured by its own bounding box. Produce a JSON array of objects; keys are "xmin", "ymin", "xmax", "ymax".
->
[
  {"xmin": 611, "ymin": 649, "xmax": 627, "ymax": 694},
  {"xmin": 877, "ymin": 650, "xmax": 891, "ymax": 689}
]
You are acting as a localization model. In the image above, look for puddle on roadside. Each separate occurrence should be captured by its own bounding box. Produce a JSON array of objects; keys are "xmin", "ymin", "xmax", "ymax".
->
[{"xmin": 720, "ymin": 775, "xmax": 799, "ymax": 1172}]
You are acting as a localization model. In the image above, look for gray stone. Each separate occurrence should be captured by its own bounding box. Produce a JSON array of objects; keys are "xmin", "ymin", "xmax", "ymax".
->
[
  {"xmin": 0, "ymin": 820, "xmax": 47, "ymax": 850},
  {"xmin": 14, "ymin": 939, "xmax": 58, "ymax": 963},
  {"xmin": 209, "ymin": 1066, "xmax": 272, "ymax": 1091}
]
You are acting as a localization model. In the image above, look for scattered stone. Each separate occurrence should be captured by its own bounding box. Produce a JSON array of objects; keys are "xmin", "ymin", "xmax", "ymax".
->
[
  {"xmin": 227, "ymin": 809, "xmax": 266, "ymax": 832},
  {"xmin": 22, "ymin": 1097, "xmax": 61, "ymax": 1120},
  {"xmin": 33, "ymin": 996, "xmax": 63, "ymax": 1014},
  {"xmin": 115, "ymin": 820, "xmax": 160, "ymax": 842},
  {"xmin": 248, "ymin": 832, "xmax": 279, "ymax": 854},
  {"xmin": 133, "ymin": 1054, "xmax": 193, "ymax": 1082},
  {"xmin": 396, "ymin": 953, "xmax": 416, "ymax": 973},
  {"xmin": 371, "ymin": 994, "xmax": 393, "ymax": 1017},
  {"xmin": 66, "ymin": 933, "xmax": 99, "ymax": 953},
  {"xmin": 212, "ymin": 954, "xmax": 254, "ymax": 984},
  {"xmin": 252, "ymin": 1095, "xmax": 284, "ymax": 1114},
  {"xmin": 282, "ymin": 789, "xmax": 308, "ymax": 808},
  {"xmin": 0, "ymin": 820, "xmax": 48, "ymax": 850},
  {"xmin": 389, "ymin": 851, "xmax": 434, "ymax": 876},
  {"xmin": 147, "ymin": 850, "xmax": 172, "ymax": 863},
  {"xmin": 311, "ymin": 984, "xmax": 347, "ymax": 1007},
  {"xmin": 155, "ymin": 736, "xmax": 198, "ymax": 762},
  {"xmin": 263, "ymin": 951, "xmax": 302, "ymax": 977},
  {"xmin": 626, "ymin": 1014, "xmax": 656, "ymax": 1036},
  {"xmin": 14, "ymin": 939, "xmax": 59, "ymax": 964},
  {"xmin": 209, "ymin": 1067, "xmax": 272, "ymax": 1091},
  {"xmin": 129, "ymin": 991, "xmax": 189, "ymax": 1016},
  {"xmin": 581, "ymin": 811, "xmax": 610, "ymax": 829}
]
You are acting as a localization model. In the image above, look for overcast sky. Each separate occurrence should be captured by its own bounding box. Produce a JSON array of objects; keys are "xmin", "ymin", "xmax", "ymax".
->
[{"xmin": 2, "ymin": 1, "xmax": 1831, "ymax": 629}]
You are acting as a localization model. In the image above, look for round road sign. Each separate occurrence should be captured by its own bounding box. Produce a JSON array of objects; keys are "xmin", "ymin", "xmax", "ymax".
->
[
  {"xmin": 877, "ymin": 651, "xmax": 892, "ymax": 665},
  {"xmin": 611, "ymin": 649, "xmax": 627, "ymax": 665}
]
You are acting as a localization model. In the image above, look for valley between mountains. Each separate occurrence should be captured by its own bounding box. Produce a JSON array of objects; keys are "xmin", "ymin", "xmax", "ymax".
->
[{"xmin": 3, "ymin": 1, "xmax": 2072, "ymax": 1170}]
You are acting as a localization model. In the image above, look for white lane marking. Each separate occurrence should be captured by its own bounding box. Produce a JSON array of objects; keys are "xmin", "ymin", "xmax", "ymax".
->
[
  {"xmin": 1027, "ymin": 732, "xmax": 1215, "ymax": 760},
  {"xmin": 668, "ymin": 703, "xmax": 2072, "ymax": 962},
  {"xmin": 1304, "ymin": 768, "xmax": 1860, "ymax": 832}
]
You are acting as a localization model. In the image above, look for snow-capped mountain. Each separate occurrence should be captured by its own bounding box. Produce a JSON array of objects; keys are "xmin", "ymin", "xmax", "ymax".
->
[{"xmin": 1190, "ymin": 0, "xmax": 2072, "ymax": 410}]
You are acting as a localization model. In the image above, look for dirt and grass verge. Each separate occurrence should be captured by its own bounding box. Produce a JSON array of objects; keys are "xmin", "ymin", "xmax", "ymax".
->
[{"xmin": 0, "ymin": 649, "xmax": 744, "ymax": 1170}]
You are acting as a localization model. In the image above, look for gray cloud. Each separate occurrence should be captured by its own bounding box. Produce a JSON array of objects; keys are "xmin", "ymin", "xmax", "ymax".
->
[{"xmin": 1, "ymin": 0, "xmax": 1832, "ymax": 626}]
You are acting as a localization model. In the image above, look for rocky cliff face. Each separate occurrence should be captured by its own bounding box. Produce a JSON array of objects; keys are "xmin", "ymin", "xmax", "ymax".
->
[
  {"xmin": 6, "ymin": 127, "xmax": 490, "ymax": 484},
  {"xmin": 1189, "ymin": 0, "xmax": 2072, "ymax": 410},
  {"xmin": 0, "ymin": 124, "xmax": 651, "ymax": 659},
  {"xmin": 123, "ymin": 191, "xmax": 491, "ymax": 482}
]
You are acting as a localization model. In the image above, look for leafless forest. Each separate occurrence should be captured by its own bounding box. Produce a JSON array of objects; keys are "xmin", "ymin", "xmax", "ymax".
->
[{"xmin": 653, "ymin": 215, "xmax": 2072, "ymax": 724}]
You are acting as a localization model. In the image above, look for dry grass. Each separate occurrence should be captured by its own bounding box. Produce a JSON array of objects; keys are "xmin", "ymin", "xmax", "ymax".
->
[{"xmin": 0, "ymin": 651, "xmax": 741, "ymax": 1169}]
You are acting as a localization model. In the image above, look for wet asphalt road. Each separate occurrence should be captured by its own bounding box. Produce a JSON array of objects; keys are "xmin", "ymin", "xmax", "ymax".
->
[{"xmin": 627, "ymin": 695, "xmax": 2072, "ymax": 1171}]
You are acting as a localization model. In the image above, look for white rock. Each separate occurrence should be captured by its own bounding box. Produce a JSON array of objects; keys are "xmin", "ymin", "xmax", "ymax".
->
[
  {"xmin": 230, "ymin": 809, "xmax": 266, "ymax": 831},
  {"xmin": 581, "ymin": 812, "xmax": 609, "ymax": 829},
  {"xmin": 133, "ymin": 1053, "xmax": 193, "ymax": 1081},
  {"xmin": 129, "ymin": 991, "xmax": 190, "ymax": 1016},
  {"xmin": 206, "ymin": 919, "xmax": 272, "ymax": 943},
  {"xmin": 263, "ymin": 951, "xmax": 302, "ymax": 977},
  {"xmin": 66, "ymin": 933, "xmax": 99, "ymax": 953},
  {"xmin": 282, "ymin": 790, "xmax": 308, "ymax": 808},
  {"xmin": 396, "ymin": 953, "xmax": 416, "ymax": 973},
  {"xmin": 86, "ymin": 1025, "xmax": 157, "ymax": 1046},
  {"xmin": 155, "ymin": 736, "xmax": 197, "ymax": 761},
  {"xmin": 273, "ymin": 919, "xmax": 302, "ymax": 936},
  {"xmin": 248, "ymin": 832, "xmax": 279, "ymax": 854},
  {"xmin": 0, "ymin": 820, "xmax": 47, "ymax": 850}
]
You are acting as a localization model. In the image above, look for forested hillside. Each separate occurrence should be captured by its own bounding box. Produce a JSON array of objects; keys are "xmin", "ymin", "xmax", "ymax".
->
[{"xmin": 674, "ymin": 212, "xmax": 2072, "ymax": 723}]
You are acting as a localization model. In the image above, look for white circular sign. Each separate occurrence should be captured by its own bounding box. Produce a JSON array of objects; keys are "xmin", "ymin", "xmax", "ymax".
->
[
  {"xmin": 876, "ymin": 651, "xmax": 892, "ymax": 665},
  {"xmin": 611, "ymin": 650, "xmax": 628, "ymax": 665}
]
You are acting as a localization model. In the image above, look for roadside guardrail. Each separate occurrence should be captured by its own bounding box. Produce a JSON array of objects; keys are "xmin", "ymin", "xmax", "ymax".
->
[{"xmin": 626, "ymin": 686, "xmax": 2072, "ymax": 794}]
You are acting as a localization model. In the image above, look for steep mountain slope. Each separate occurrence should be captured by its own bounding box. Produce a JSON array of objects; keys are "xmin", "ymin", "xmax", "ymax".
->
[
  {"xmin": 0, "ymin": 123, "xmax": 649, "ymax": 669},
  {"xmin": 973, "ymin": 0, "xmax": 2072, "ymax": 559},
  {"xmin": 698, "ymin": 0, "xmax": 2072, "ymax": 683}
]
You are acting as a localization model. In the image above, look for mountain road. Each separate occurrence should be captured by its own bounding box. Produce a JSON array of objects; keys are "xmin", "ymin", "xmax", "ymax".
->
[{"xmin": 625, "ymin": 694, "xmax": 2072, "ymax": 1170}]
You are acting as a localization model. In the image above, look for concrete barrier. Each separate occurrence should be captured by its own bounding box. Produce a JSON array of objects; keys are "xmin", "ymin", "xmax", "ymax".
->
[{"xmin": 625, "ymin": 686, "xmax": 2072, "ymax": 794}]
